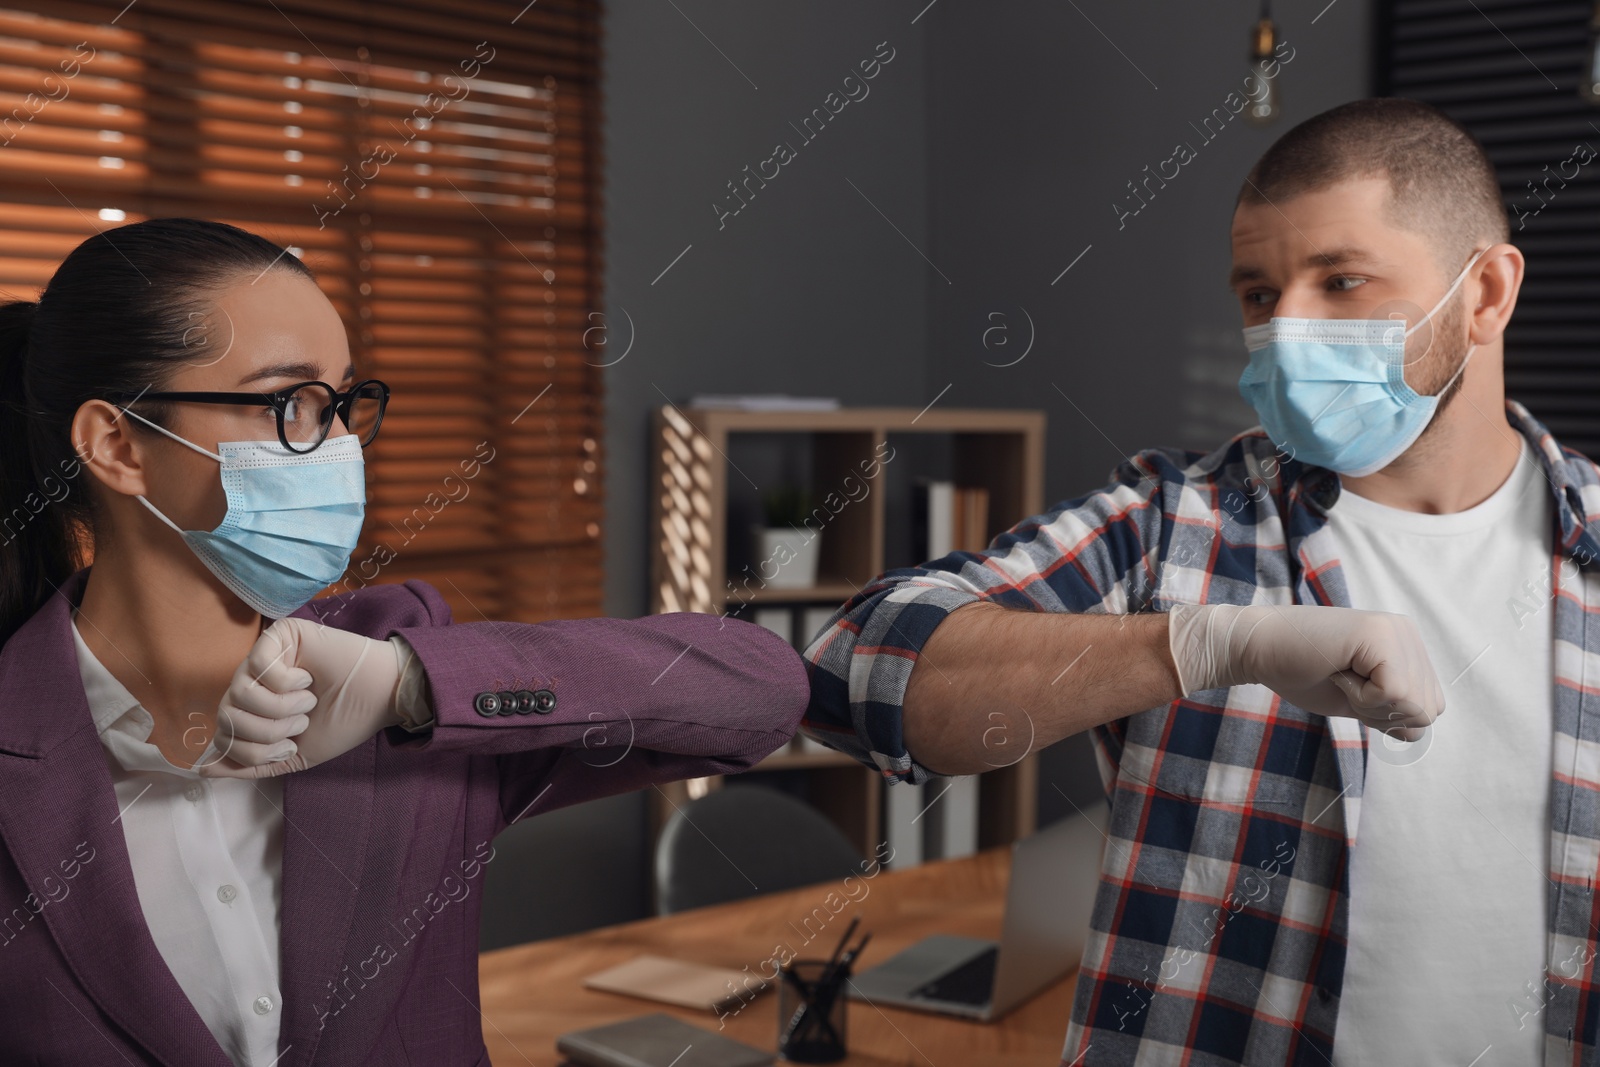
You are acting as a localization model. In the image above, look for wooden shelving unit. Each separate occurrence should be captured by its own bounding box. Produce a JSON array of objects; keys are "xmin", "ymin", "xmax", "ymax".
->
[{"xmin": 647, "ymin": 405, "xmax": 1047, "ymax": 869}]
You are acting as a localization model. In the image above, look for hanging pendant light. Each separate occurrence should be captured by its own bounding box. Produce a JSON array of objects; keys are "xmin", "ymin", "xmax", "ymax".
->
[
  {"xmin": 1245, "ymin": 0, "xmax": 1284, "ymax": 127},
  {"xmin": 1582, "ymin": 0, "xmax": 1600, "ymax": 106}
]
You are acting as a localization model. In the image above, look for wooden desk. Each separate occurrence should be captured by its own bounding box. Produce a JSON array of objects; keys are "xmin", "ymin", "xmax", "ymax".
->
[{"xmin": 478, "ymin": 847, "xmax": 1078, "ymax": 1066}]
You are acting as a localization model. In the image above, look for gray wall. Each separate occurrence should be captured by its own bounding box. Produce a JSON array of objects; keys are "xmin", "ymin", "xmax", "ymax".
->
[
  {"xmin": 925, "ymin": 0, "xmax": 1375, "ymax": 496},
  {"xmin": 602, "ymin": 1, "xmax": 931, "ymax": 620}
]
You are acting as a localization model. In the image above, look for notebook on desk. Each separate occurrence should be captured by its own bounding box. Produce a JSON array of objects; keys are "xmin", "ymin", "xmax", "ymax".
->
[
  {"xmin": 583, "ymin": 955, "xmax": 764, "ymax": 1014},
  {"xmin": 557, "ymin": 1013, "xmax": 773, "ymax": 1067}
]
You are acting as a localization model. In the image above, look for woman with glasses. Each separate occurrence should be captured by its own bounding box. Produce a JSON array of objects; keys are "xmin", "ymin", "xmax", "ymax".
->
[{"xmin": 0, "ymin": 218, "xmax": 808, "ymax": 1067}]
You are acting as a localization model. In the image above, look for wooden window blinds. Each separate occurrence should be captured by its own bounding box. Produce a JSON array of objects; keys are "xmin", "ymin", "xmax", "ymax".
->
[
  {"xmin": 0, "ymin": 0, "xmax": 605, "ymax": 623},
  {"xmin": 1379, "ymin": 0, "xmax": 1600, "ymax": 460}
]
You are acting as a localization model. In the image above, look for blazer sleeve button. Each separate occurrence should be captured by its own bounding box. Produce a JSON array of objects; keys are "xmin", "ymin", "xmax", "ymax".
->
[
  {"xmin": 512, "ymin": 689, "xmax": 536, "ymax": 715},
  {"xmin": 532, "ymin": 688, "xmax": 557, "ymax": 714},
  {"xmin": 496, "ymin": 690, "xmax": 518, "ymax": 716},
  {"xmin": 474, "ymin": 691, "xmax": 501, "ymax": 717}
]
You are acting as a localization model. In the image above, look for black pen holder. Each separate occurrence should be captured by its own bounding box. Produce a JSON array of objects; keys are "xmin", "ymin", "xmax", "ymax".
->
[{"xmin": 776, "ymin": 958, "xmax": 849, "ymax": 1063}]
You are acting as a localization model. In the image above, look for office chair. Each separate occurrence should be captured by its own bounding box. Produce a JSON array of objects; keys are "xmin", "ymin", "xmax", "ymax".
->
[
  {"xmin": 478, "ymin": 791, "xmax": 650, "ymax": 950},
  {"xmin": 654, "ymin": 784, "xmax": 865, "ymax": 914}
]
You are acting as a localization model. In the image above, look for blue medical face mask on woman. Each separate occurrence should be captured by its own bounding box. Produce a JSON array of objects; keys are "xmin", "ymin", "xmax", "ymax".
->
[
  {"xmin": 1237, "ymin": 245, "xmax": 1489, "ymax": 477},
  {"xmin": 116, "ymin": 407, "xmax": 366, "ymax": 618}
]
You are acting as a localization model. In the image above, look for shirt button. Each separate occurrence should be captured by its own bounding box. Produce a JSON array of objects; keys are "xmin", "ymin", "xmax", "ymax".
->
[
  {"xmin": 253, "ymin": 995, "xmax": 274, "ymax": 1015},
  {"xmin": 217, "ymin": 884, "xmax": 238, "ymax": 904},
  {"xmin": 184, "ymin": 783, "xmax": 203, "ymax": 802}
]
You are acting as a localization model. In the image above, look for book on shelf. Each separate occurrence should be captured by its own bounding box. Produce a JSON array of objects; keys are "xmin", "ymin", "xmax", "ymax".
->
[
  {"xmin": 746, "ymin": 606, "xmax": 840, "ymax": 654},
  {"xmin": 922, "ymin": 774, "xmax": 980, "ymax": 862},
  {"xmin": 954, "ymin": 485, "xmax": 990, "ymax": 553},
  {"xmin": 902, "ymin": 480, "xmax": 993, "ymax": 866},
  {"xmin": 885, "ymin": 773, "xmax": 981, "ymax": 868},
  {"xmin": 911, "ymin": 480, "xmax": 992, "ymax": 561},
  {"xmin": 799, "ymin": 606, "xmax": 839, "ymax": 653},
  {"xmin": 751, "ymin": 607, "xmax": 793, "ymax": 646},
  {"xmin": 884, "ymin": 777, "xmax": 924, "ymax": 870}
]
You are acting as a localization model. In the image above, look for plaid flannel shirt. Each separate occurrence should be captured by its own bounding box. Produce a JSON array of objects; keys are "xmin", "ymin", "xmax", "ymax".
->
[{"xmin": 800, "ymin": 399, "xmax": 1600, "ymax": 1066}]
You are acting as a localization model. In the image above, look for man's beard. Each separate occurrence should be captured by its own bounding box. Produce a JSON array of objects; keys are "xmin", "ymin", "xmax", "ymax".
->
[{"xmin": 1410, "ymin": 289, "xmax": 1472, "ymax": 416}]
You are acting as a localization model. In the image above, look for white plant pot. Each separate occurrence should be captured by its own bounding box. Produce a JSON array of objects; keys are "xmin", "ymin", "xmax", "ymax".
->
[{"xmin": 753, "ymin": 527, "xmax": 822, "ymax": 589}]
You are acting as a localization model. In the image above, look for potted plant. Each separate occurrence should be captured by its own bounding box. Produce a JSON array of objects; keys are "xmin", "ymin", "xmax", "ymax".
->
[{"xmin": 754, "ymin": 486, "xmax": 821, "ymax": 589}]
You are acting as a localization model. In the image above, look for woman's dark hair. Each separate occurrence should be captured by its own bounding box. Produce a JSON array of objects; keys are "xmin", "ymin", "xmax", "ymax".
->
[{"xmin": 0, "ymin": 217, "xmax": 314, "ymax": 647}]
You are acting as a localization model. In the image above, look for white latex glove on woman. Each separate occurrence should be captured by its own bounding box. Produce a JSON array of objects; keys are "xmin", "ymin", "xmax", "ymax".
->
[
  {"xmin": 1166, "ymin": 603, "xmax": 1445, "ymax": 741},
  {"xmin": 201, "ymin": 617, "xmax": 434, "ymax": 779}
]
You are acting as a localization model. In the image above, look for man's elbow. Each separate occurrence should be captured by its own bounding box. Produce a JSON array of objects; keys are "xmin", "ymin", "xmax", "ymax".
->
[{"xmin": 901, "ymin": 707, "xmax": 984, "ymax": 778}]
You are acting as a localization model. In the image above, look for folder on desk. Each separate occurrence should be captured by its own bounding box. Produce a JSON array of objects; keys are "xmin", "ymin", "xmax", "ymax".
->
[{"xmin": 557, "ymin": 1012, "xmax": 773, "ymax": 1067}]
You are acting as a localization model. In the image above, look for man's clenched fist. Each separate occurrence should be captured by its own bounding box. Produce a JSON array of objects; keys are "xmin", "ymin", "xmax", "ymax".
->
[{"xmin": 1167, "ymin": 603, "xmax": 1445, "ymax": 741}]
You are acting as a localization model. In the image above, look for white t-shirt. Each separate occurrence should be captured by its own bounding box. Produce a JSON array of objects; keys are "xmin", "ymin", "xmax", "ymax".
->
[{"xmin": 1328, "ymin": 434, "xmax": 1554, "ymax": 1063}]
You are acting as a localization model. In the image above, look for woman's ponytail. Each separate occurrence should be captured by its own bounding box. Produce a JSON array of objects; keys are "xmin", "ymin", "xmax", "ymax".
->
[{"xmin": 0, "ymin": 298, "xmax": 83, "ymax": 648}]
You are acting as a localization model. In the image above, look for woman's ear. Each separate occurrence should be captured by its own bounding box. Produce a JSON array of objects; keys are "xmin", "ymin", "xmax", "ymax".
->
[
  {"xmin": 71, "ymin": 399, "xmax": 152, "ymax": 499},
  {"xmin": 1468, "ymin": 242, "xmax": 1524, "ymax": 347}
]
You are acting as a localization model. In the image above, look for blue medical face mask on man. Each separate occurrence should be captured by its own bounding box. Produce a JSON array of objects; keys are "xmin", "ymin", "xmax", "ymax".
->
[
  {"xmin": 1237, "ymin": 245, "xmax": 1489, "ymax": 477},
  {"xmin": 117, "ymin": 407, "xmax": 366, "ymax": 618}
]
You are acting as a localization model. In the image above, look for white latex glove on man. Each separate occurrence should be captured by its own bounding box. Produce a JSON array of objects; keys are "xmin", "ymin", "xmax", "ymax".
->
[
  {"xmin": 200, "ymin": 617, "xmax": 434, "ymax": 779},
  {"xmin": 1167, "ymin": 603, "xmax": 1445, "ymax": 741}
]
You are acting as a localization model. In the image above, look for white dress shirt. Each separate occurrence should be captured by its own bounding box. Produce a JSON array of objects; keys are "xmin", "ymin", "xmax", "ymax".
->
[{"xmin": 71, "ymin": 611, "xmax": 287, "ymax": 1066}]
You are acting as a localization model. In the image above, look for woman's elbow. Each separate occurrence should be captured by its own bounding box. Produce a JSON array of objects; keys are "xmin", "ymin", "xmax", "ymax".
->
[
  {"xmin": 666, "ymin": 612, "xmax": 810, "ymax": 736},
  {"xmin": 736, "ymin": 616, "xmax": 811, "ymax": 732}
]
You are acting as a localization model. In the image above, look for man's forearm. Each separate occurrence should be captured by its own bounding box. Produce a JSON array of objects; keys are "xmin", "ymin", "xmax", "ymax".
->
[{"xmin": 901, "ymin": 602, "xmax": 1183, "ymax": 776}]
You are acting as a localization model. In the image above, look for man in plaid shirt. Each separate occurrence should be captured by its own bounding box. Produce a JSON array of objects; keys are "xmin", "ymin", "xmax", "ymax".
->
[{"xmin": 802, "ymin": 98, "xmax": 1600, "ymax": 1064}]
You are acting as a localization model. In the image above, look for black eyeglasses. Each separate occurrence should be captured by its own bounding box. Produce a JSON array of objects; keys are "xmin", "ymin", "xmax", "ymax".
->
[{"xmin": 107, "ymin": 379, "xmax": 390, "ymax": 454}]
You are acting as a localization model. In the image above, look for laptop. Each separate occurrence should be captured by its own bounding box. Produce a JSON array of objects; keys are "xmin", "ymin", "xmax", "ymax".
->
[{"xmin": 846, "ymin": 804, "xmax": 1106, "ymax": 1022}]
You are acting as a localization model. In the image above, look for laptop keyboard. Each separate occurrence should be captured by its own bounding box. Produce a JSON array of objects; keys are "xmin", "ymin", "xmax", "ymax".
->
[{"xmin": 914, "ymin": 946, "xmax": 999, "ymax": 1006}]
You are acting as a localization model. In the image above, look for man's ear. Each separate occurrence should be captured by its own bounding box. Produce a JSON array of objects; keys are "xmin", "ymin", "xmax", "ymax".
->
[
  {"xmin": 1468, "ymin": 242, "xmax": 1524, "ymax": 347},
  {"xmin": 70, "ymin": 399, "xmax": 151, "ymax": 499}
]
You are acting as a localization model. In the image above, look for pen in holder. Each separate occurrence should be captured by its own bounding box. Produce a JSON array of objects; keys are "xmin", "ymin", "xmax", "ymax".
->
[{"xmin": 777, "ymin": 922, "xmax": 870, "ymax": 1064}]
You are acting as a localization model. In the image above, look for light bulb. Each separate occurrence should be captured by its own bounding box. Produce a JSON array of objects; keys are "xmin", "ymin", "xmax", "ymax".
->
[
  {"xmin": 1245, "ymin": 17, "xmax": 1283, "ymax": 127},
  {"xmin": 1582, "ymin": 2, "xmax": 1600, "ymax": 106}
]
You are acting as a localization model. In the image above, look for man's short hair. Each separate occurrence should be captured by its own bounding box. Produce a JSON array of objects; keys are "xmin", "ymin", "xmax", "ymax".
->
[{"xmin": 1236, "ymin": 97, "xmax": 1509, "ymax": 271}]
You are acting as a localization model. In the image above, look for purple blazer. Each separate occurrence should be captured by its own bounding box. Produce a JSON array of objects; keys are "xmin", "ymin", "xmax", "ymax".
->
[{"xmin": 0, "ymin": 567, "xmax": 808, "ymax": 1065}]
